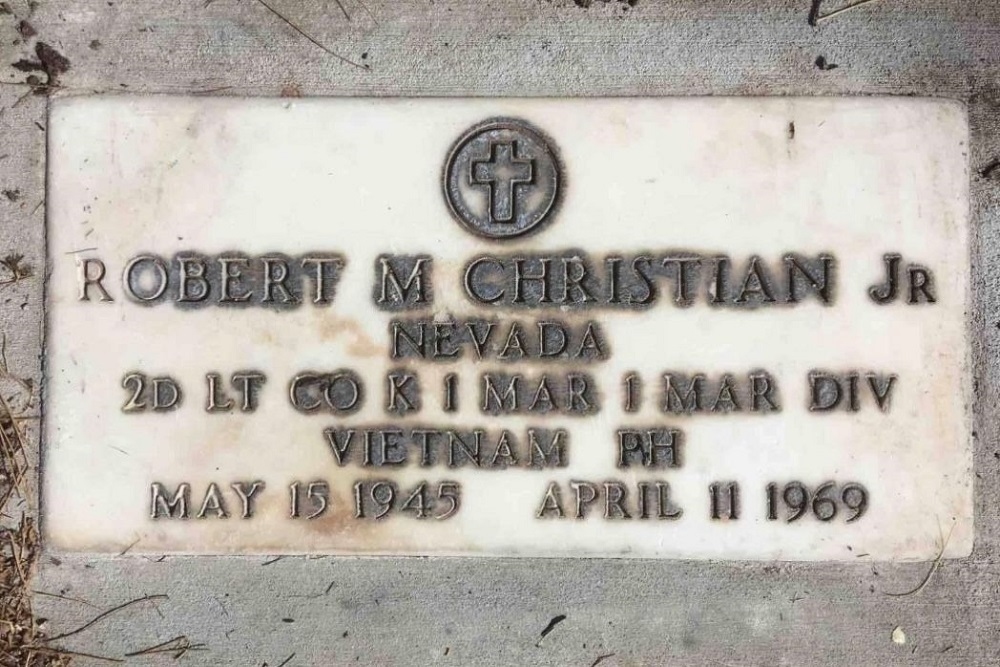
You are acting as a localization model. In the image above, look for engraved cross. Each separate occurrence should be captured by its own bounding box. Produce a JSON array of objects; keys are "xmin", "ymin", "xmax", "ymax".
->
[{"xmin": 471, "ymin": 141, "xmax": 534, "ymax": 223}]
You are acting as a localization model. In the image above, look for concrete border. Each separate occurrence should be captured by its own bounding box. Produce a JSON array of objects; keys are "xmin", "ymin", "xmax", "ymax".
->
[{"xmin": 0, "ymin": 1, "xmax": 997, "ymax": 664}]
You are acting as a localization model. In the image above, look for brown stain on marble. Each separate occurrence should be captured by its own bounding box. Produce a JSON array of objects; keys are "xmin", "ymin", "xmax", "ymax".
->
[
  {"xmin": 314, "ymin": 312, "xmax": 382, "ymax": 358},
  {"xmin": 248, "ymin": 473, "xmax": 402, "ymax": 552}
]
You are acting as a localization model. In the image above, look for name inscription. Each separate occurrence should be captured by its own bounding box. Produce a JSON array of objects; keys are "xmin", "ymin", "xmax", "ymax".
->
[{"xmin": 45, "ymin": 97, "xmax": 972, "ymax": 559}]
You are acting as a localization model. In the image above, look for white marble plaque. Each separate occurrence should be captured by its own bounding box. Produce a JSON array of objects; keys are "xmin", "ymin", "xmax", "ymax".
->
[{"xmin": 45, "ymin": 97, "xmax": 971, "ymax": 559}]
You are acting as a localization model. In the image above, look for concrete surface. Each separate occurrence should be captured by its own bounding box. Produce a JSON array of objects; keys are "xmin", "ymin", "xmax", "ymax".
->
[{"xmin": 0, "ymin": 0, "xmax": 998, "ymax": 664}]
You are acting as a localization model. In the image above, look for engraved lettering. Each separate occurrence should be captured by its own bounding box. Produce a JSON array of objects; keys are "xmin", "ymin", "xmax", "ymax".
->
[
  {"xmin": 570, "ymin": 480, "xmax": 599, "ymax": 519},
  {"xmin": 122, "ymin": 373, "xmax": 182, "ymax": 413},
  {"xmin": 809, "ymin": 371, "xmax": 898, "ymax": 412},
  {"xmin": 709, "ymin": 482, "xmax": 740, "ymax": 520},
  {"xmin": 513, "ymin": 258, "xmax": 551, "ymax": 304},
  {"xmin": 735, "ymin": 256, "xmax": 777, "ymax": 304},
  {"xmin": 150, "ymin": 482, "xmax": 190, "ymax": 519},
  {"xmin": 377, "ymin": 255, "xmax": 431, "ymax": 309},
  {"xmin": 443, "ymin": 373, "xmax": 458, "ymax": 412},
  {"xmin": 663, "ymin": 256, "xmax": 700, "ymax": 306},
  {"xmin": 205, "ymin": 372, "xmax": 234, "ymax": 412},
  {"xmin": 300, "ymin": 256, "xmax": 341, "ymax": 304},
  {"xmin": 662, "ymin": 371, "xmax": 779, "ymax": 415},
  {"xmin": 867, "ymin": 373, "xmax": 897, "ymax": 412},
  {"xmin": 869, "ymin": 252, "xmax": 902, "ymax": 304},
  {"xmin": 536, "ymin": 482, "xmax": 565, "ymax": 518},
  {"xmin": 908, "ymin": 265, "xmax": 936, "ymax": 304},
  {"xmin": 785, "ymin": 254, "xmax": 834, "ymax": 304},
  {"xmin": 177, "ymin": 255, "xmax": 210, "ymax": 302},
  {"xmin": 464, "ymin": 257, "xmax": 505, "ymax": 304},
  {"xmin": 218, "ymin": 256, "xmax": 251, "ymax": 302},
  {"xmin": 480, "ymin": 372, "xmax": 599, "ymax": 415},
  {"xmin": 617, "ymin": 428, "xmax": 682, "ymax": 469},
  {"xmin": 320, "ymin": 427, "xmax": 567, "ymax": 470},
  {"xmin": 123, "ymin": 255, "xmax": 168, "ymax": 302},
  {"xmin": 230, "ymin": 481, "xmax": 265, "ymax": 519},
  {"xmin": 289, "ymin": 371, "xmax": 364, "ymax": 414},
  {"xmin": 261, "ymin": 257, "xmax": 296, "ymax": 304},
  {"xmin": 232, "ymin": 371, "xmax": 266, "ymax": 412},
  {"xmin": 196, "ymin": 482, "xmax": 229, "ymax": 519},
  {"xmin": 386, "ymin": 370, "xmax": 420, "ymax": 415},
  {"xmin": 623, "ymin": 372, "xmax": 640, "ymax": 412},
  {"xmin": 77, "ymin": 258, "xmax": 114, "ymax": 302},
  {"xmin": 604, "ymin": 481, "xmax": 631, "ymax": 519}
]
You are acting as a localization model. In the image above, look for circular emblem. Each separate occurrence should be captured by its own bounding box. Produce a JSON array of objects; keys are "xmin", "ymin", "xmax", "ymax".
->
[{"xmin": 443, "ymin": 118, "xmax": 560, "ymax": 240}]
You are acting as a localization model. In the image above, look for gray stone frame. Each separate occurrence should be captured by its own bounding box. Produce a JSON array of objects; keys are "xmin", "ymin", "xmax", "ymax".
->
[{"xmin": 0, "ymin": 0, "xmax": 998, "ymax": 664}]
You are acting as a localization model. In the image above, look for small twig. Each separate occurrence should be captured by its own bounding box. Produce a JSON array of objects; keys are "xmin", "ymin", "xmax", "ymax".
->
[
  {"xmin": 193, "ymin": 85, "xmax": 234, "ymax": 95},
  {"xmin": 815, "ymin": 0, "xmax": 885, "ymax": 24},
  {"xmin": 252, "ymin": 0, "xmax": 367, "ymax": 70},
  {"xmin": 807, "ymin": 0, "xmax": 823, "ymax": 25},
  {"xmin": 5, "ymin": 524, "xmax": 26, "ymax": 584},
  {"xmin": 980, "ymin": 160, "xmax": 1000, "ymax": 180},
  {"xmin": 28, "ymin": 645, "xmax": 124, "ymax": 663},
  {"xmin": 277, "ymin": 653, "xmax": 295, "ymax": 667},
  {"xmin": 11, "ymin": 86, "xmax": 35, "ymax": 109},
  {"xmin": 0, "ymin": 332, "xmax": 8, "ymax": 373},
  {"xmin": 333, "ymin": 0, "xmax": 350, "ymax": 21},
  {"xmin": 0, "ymin": 428, "xmax": 27, "ymax": 508},
  {"xmin": 591, "ymin": 653, "xmax": 616, "ymax": 667},
  {"xmin": 33, "ymin": 589, "xmax": 100, "ymax": 609},
  {"xmin": 535, "ymin": 614, "xmax": 567, "ymax": 647},
  {"xmin": 118, "ymin": 536, "xmax": 140, "ymax": 555},
  {"xmin": 354, "ymin": 0, "xmax": 378, "ymax": 24},
  {"xmin": 125, "ymin": 635, "xmax": 208, "ymax": 658},
  {"xmin": 126, "ymin": 636, "xmax": 182, "ymax": 656},
  {"xmin": 45, "ymin": 594, "xmax": 169, "ymax": 642},
  {"xmin": 0, "ymin": 332, "xmax": 29, "ymax": 396},
  {"xmin": 884, "ymin": 522, "xmax": 956, "ymax": 597}
]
